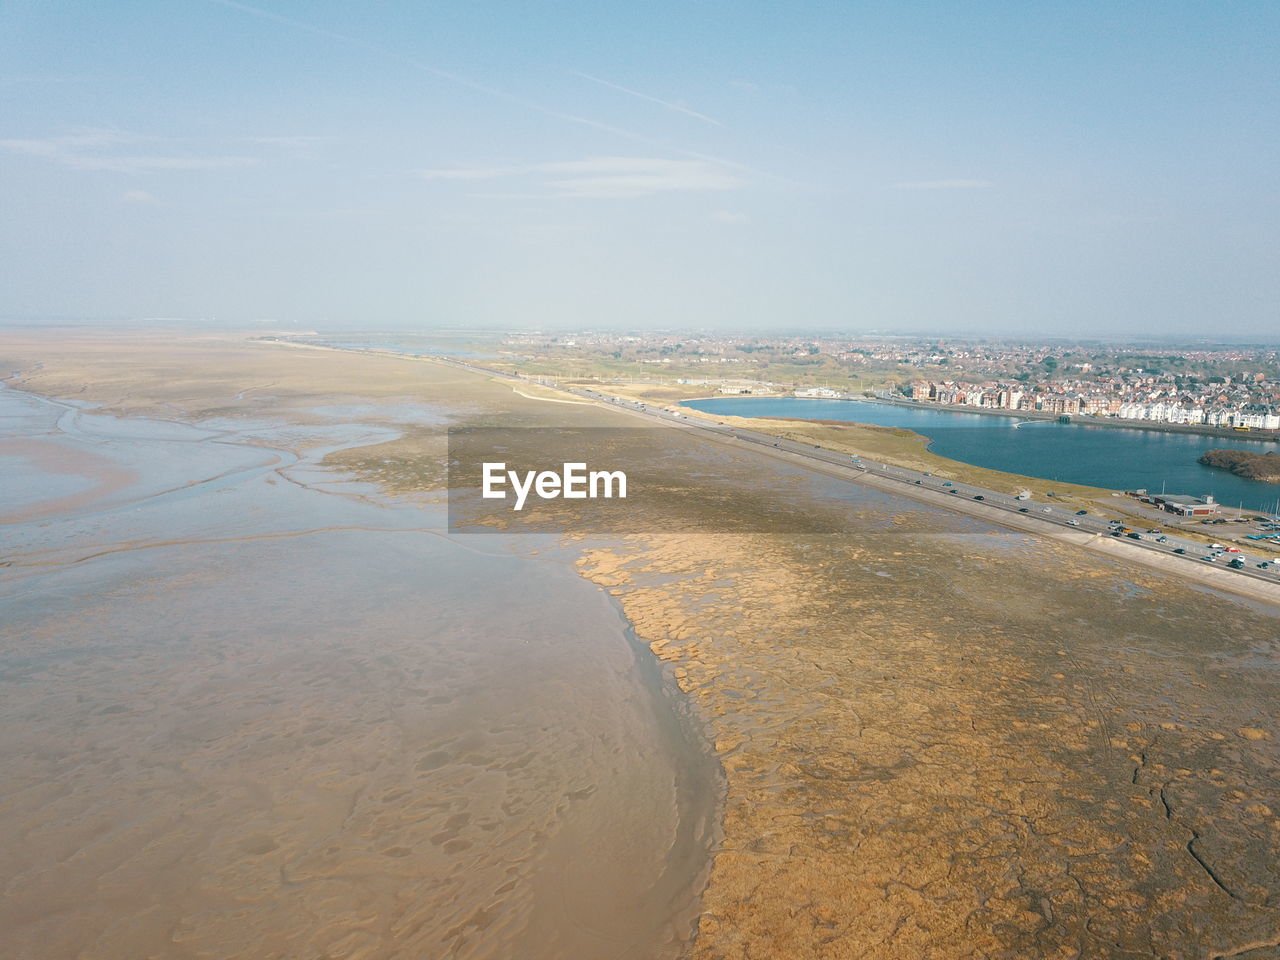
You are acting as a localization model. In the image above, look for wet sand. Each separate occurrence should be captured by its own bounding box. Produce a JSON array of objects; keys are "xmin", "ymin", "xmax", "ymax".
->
[{"xmin": 0, "ymin": 373, "xmax": 717, "ymax": 960}]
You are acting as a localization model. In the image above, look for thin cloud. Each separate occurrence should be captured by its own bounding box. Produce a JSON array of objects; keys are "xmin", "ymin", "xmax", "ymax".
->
[
  {"xmin": 572, "ymin": 71, "xmax": 723, "ymax": 127},
  {"xmin": 893, "ymin": 178, "xmax": 993, "ymax": 190},
  {"xmin": 120, "ymin": 188, "xmax": 159, "ymax": 204},
  {"xmin": 0, "ymin": 132, "xmax": 257, "ymax": 172},
  {"xmin": 419, "ymin": 156, "xmax": 744, "ymax": 199},
  {"xmin": 420, "ymin": 164, "xmax": 526, "ymax": 181},
  {"xmin": 710, "ymin": 210, "xmax": 750, "ymax": 224},
  {"xmin": 244, "ymin": 135, "xmax": 333, "ymax": 147}
]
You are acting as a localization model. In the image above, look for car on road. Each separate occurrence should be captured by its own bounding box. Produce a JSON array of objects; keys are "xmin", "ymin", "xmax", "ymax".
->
[
  {"xmin": 1127, "ymin": 532, "xmax": 1142, "ymax": 539},
  {"xmin": 973, "ymin": 495, "xmax": 985, "ymax": 501},
  {"xmin": 949, "ymin": 489, "xmax": 959, "ymax": 494},
  {"xmin": 943, "ymin": 482, "xmax": 953, "ymax": 487},
  {"xmin": 1154, "ymin": 536, "xmax": 1168, "ymax": 543},
  {"xmin": 1146, "ymin": 528, "xmax": 1162, "ymax": 534},
  {"xmin": 914, "ymin": 480, "xmax": 922, "ymax": 485},
  {"xmin": 1173, "ymin": 548, "xmax": 1186, "ymax": 554},
  {"xmin": 1226, "ymin": 546, "xmax": 1240, "ymax": 553},
  {"xmin": 1075, "ymin": 510, "xmax": 1088, "ymax": 515},
  {"xmin": 1258, "ymin": 562, "xmax": 1271, "ymax": 569},
  {"xmin": 1019, "ymin": 507, "xmax": 1029, "ymax": 513},
  {"xmin": 1229, "ymin": 558, "xmax": 1246, "ymax": 569},
  {"xmin": 1067, "ymin": 519, "xmax": 1080, "ymax": 526},
  {"xmin": 1205, "ymin": 555, "xmax": 1217, "ymax": 561}
]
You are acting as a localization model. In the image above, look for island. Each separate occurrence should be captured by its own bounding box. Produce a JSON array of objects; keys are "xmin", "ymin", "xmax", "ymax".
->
[{"xmin": 1199, "ymin": 448, "xmax": 1280, "ymax": 483}]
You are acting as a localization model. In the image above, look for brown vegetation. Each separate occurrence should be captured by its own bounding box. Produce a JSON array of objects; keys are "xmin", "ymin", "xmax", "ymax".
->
[{"xmin": 1200, "ymin": 449, "xmax": 1280, "ymax": 484}]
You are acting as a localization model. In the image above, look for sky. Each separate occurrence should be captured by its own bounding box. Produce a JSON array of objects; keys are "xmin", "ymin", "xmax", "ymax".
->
[{"xmin": 1, "ymin": 1, "xmax": 1277, "ymax": 336}]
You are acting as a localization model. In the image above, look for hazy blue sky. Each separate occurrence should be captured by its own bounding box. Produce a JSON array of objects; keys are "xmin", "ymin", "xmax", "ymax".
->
[{"xmin": 1, "ymin": 1, "xmax": 1276, "ymax": 334}]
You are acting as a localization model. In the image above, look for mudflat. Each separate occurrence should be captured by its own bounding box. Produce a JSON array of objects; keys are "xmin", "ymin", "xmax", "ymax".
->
[
  {"xmin": 0, "ymin": 330, "xmax": 717, "ymax": 960},
  {"xmin": 3, "ymin": 330, "xmax": 1279, "ymax": 958}
]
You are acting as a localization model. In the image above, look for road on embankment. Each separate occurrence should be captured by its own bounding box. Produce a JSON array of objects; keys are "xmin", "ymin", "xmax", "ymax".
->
[{"xmin": 429, "ymin": 356, "xmax": 1280, "ymax": 608}]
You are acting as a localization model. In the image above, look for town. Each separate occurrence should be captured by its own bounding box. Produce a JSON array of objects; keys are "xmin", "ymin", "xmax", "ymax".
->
[{"xmin": 490, "ymin": 331, "xmax": 1280, "ymax": 433}]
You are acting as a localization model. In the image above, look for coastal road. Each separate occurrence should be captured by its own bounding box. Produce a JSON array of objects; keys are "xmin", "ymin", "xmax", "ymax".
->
[{"xmin": 426, "ymin": 355, "xmax": 1280, "ymax": 602}]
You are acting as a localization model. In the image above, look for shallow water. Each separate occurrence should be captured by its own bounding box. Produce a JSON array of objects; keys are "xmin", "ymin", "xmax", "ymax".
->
[{"xmin": 0, "ymin": 384, "xmax": 717, "ymax": 960}]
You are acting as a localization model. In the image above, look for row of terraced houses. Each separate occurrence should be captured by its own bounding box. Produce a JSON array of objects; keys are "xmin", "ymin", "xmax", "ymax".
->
[{"xmin": 908, "ymin": 381, "xmax": 1280, "ymax": 430}]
